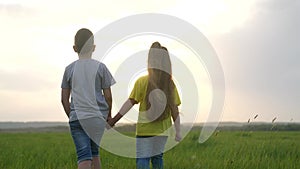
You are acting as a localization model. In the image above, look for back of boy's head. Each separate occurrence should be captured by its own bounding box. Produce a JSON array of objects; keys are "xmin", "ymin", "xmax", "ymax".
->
[{"xmin": 74, "ymin": 28, "xmax": 94, "ymax": 54}]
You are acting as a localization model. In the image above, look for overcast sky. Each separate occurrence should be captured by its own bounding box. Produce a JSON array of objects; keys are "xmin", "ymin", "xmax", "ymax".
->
[
  {"xmin": 212, "ymin": 0, "xmax": 300, "ymax": 122},
  {"xmin": 0, "ymin": 0, "xmax": 299, "ymax": 122}
]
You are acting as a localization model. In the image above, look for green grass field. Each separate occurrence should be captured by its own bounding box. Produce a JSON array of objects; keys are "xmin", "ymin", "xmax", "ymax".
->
[{"xmin": 0, "ymin": 131, "xmax": 299, "ymax": 169}]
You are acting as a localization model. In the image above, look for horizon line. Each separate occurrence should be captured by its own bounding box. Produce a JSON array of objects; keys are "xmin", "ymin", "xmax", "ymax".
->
[{"xmin": 0, "ymin": 120, "xmax": 299, "ymax": 123}]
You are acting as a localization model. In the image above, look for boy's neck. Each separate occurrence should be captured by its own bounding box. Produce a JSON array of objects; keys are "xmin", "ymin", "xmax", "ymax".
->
[{"xmin": 78, "ymin": 53, "xmax": 92, "ymax": 59}]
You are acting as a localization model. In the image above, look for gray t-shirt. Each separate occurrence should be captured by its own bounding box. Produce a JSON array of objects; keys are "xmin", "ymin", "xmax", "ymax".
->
[{"xmin": 61, "ymin": 58, "xmax": 116, "ymax": 121}]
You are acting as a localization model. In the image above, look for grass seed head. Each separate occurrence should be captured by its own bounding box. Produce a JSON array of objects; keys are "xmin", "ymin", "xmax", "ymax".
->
[
  {"xmin": 272, "ymin": 117, "xmax": 277, "ymax": 123},
  {"xmin": 254, "ymin": 114, "xmax": 258, "ymax": 119}
]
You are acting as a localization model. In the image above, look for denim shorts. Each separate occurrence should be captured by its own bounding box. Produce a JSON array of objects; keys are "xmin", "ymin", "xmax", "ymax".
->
[{"xmin": 69, "ymin": 118, "xmax": 106, "ymax": 164}]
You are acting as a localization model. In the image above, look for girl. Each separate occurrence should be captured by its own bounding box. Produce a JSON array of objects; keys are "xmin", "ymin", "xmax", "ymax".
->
[{"xmin": 108, "ymin": 42, "xmax": 181, "ymax": 169}]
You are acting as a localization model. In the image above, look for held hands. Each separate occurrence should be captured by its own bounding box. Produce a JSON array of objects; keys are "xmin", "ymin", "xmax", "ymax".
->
[
  {"xmin": 106, "ymin": 116, "xmax": 112, "ymax": 122},
  {"xmin": 107, "ymin": 112, "xmax": 123, "ymax": 129},
  {"xmin": 106, "ymin": 117, "xmax": 116, "ymax": 129},
  {"xmin": 108, "ymin": 118, "xmax": 116, "ymax": 127},
  {"xmin": 106, "ymin": 112, "xmax": 123, "ymax": 129},
  {"xmin": 106, "ymin": 100, "xmax": 133, "ymax": 129},
  {"xmin": 107, "ymin": 111, "xmax": 182, "ymax": 142}
]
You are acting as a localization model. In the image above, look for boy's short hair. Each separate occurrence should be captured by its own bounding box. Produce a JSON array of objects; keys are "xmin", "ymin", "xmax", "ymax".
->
[{"xmin": 74, "ymin": 28, "xmax": 94, "ymax": 54}]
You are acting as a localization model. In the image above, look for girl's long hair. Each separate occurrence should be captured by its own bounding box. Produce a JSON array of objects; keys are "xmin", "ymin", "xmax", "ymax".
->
[{"xmin": 145, "ymin": 42, "xmax": 175, "ymax": 122}]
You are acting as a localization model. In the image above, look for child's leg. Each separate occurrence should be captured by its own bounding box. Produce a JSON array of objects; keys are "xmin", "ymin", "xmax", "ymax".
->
[
  {"xmin": 91, "ymin": 140, "xmax": 101, "ymax": 169},
  {"xmin": 136, "ymin": 158, "xmax": 150, "ymax": 169},
  {"xmin": 80, "ymin": 117, "xmax": 105, "ymax": 169},
  {"xmin": 151, "ymin": 153, "xmax": 163, "ymax": 169},
  {"xmin": 90, "ymin": 127, "xmax": 102, "ymax": 169},
  {"xmin": 78, "ymin": 160, "xmax": 92, "ymax": 169},
  {"xmin": 69, "ymin": 120, "xmax": 94, "ymax": 168},
  {"xmin": 136, "ymin": 136, "xmax": 153, "ymax": 169},
  {"xmin": 92, "ymin": 156, "xmax": 101, "ymax": 169},
  {"xmin": 151, "ymin": 136, "xmax": 168, "ymax": 169}
]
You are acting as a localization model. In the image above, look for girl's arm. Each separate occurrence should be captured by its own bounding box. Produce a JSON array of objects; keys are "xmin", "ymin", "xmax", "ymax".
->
[
  {"xmin": 108, "ymin": 98, "xmax": 137, "ymax": 126},
  {"xmin": 103, "ymin": 87, "xmax": 113, "ymax": 121},
  {"xmin": 171, "ymin": 105, "xmax": 181, "ymax": 142},
  {"xmin": 61, "ymin": 88, "xmax": 71, "ymax": 117}
]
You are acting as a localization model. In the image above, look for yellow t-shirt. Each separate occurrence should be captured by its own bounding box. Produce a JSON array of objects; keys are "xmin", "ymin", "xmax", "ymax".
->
[{"xmin": 129, "ymin": 75, "xmax": 181, "ymax": 136}]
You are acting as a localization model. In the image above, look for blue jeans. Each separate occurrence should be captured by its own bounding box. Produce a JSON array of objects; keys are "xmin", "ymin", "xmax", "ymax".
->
[
  {"xmin": 136, "ymin": 136, "xmax": 168, "ymax": 169},
  {"xmin": 69, "ymin": 118, "xmax": 105, "ymax": 164}
]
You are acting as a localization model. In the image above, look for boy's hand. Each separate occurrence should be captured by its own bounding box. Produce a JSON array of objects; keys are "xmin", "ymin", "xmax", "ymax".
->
[{"xmin": 175, "ymin": 132, "xmax": 182, "ymax": 142}]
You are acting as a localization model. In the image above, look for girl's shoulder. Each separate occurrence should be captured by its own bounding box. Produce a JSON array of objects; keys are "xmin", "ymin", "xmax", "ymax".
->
[
  {"xmin": 136, "ymin": 75, "xmax": 148, "ymax": 84},
  {"xmin": 132, "ymin": 75, "xmax": 148, "ymax": 88}
]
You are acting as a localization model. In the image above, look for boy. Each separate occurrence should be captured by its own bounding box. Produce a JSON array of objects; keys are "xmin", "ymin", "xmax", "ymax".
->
[{"xmin": 61, "ymin": 28, "xmax": 115, "ymax": 169}]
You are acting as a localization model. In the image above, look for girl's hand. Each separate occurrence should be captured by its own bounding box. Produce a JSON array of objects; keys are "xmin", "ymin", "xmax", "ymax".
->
[{"xmin": 175, "ymin": 132, "xmax": 182, "ymax": 142}]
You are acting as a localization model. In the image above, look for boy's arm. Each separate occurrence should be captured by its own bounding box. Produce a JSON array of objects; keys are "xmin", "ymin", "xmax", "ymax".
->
[
  {"xmin": 103, "ymin": 87, "xmax": 113, "ymax": 121},
  {"xmin": 171, "ymin": 105, "xmax": 181, "ymax": 142},
  {"xmin": 61, "ymin": 88, "xmax": 71, "ymax": 117}
]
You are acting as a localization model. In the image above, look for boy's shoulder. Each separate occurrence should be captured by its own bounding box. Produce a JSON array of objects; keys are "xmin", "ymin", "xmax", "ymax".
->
[
  {"xmin": 65, "ymin": 61, "xmax": 77, "ymax": 70},
  {"xmin": 64, "ymin": 59, "xmax": 108, "ymax": 72},
  {"xmin": 92, "ymin": 59, "xmax": 109, "ymax": 71}
]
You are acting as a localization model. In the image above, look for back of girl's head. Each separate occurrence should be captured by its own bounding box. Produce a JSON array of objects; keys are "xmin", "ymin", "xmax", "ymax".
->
[
  {"xmin": 150, "ymin": 41, "xmax": 161, "ymax": 49},
  {"xmin": 74, "ymin": 28, "xmax": 94, "ymax": 54},
  {"xmin": 148, "ymin": 42, "xmax": 171, "ymax": 75},
  {"xmin": 146, "ymin": 42, "xmax": 174, "ymax": 121}
]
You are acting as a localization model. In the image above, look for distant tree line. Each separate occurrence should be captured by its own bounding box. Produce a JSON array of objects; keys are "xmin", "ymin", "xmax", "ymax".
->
[{"xmin": 190, "ymin": 123, "xmax": 300, "ymax": 131}]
